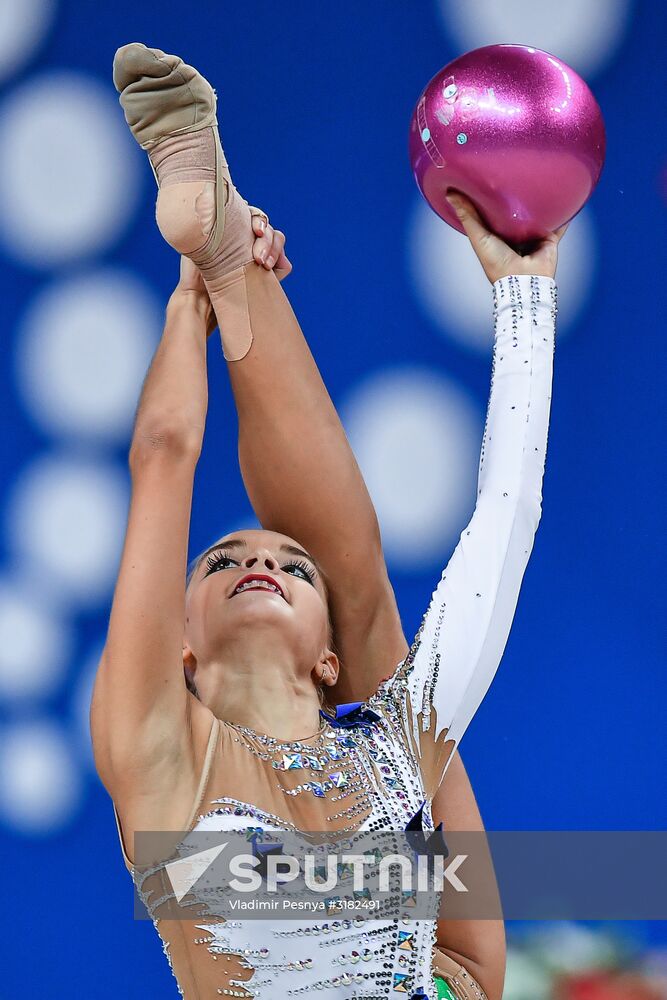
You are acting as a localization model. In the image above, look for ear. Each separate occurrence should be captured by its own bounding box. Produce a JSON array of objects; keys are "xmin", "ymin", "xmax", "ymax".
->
[
  {"xmin": 183, "ymin": 642, "xmax": 197, "ymax": 686},
  {"xmin": 315, "ymin": 649, "xmax": 340, "ymax": 688}
]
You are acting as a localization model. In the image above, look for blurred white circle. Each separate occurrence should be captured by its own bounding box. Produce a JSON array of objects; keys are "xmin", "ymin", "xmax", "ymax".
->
[
  {"xmin": 437, "ymin": 0, "xmax": 632, "ymax": 77},
  {"xmin": 0, "ymin": 578, "xmax": 71, "ymax": 701},
  {"xmin": 6, "ymin": 454, "xmax": 128, "ymax": 606},
  {"xmin": 341, "ymin": 368, "xmax": 481, "ymax": 568},
  {"xmin": 16, "ymin": 270, "xmax": 161, "ymax": 442},
  {"xmin": 0, "ymin": 71, "xmax": 141, "ymax": 266},
  {"xmin": 0, "ymin": 0, "xmax": 55, "ymax": 84},
  {"xmin": 0, "ymin": 719, "xmax": 82, "ymax": 832},
  {"xmin": 408, "ymin": 198, "xmax": 596, "ymax": 351}
]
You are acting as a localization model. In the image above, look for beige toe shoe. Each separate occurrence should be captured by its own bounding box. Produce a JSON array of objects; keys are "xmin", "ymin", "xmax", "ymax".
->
[{"xmin": 112, "ymin": 42, "xmax": 229, "ymax": 257}]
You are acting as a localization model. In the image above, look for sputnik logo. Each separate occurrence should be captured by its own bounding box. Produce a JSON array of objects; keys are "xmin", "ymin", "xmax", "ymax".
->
[{"xmin": 165, "ymin": 842, "xmax": 228, "ymax": 903}]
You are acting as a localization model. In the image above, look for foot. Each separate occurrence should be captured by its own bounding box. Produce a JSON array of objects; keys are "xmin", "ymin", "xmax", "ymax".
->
[{"xmin": 113, "ymin": 43, "xmax": 266, "ymax": 292}]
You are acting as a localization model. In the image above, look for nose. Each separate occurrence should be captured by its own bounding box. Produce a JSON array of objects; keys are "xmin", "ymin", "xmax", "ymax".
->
[{"xmin": 241, "ymin": 549, "xmax": 279, "ymax": 572}]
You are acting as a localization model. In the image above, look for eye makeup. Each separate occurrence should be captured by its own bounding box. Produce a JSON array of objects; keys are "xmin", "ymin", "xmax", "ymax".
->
[{"xmin": 201, "ymin": 547, "xmax": 317, "ymax": 587}]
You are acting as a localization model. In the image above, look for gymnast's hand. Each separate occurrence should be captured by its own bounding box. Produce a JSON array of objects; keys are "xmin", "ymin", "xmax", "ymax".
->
[
  {"xmin": 168, "ymin": 257, "xmax": 216, "ymax": 336},
  {"xmin": 174, "ymin": 208, "xmax": 293, "ymax": 335},
  {"xmin": 250, "ymin": 209, "xmax": 292, "ymax": 280},
  {"xmin": 176, "ymin": 210, "xmax": 292, "ymax": 297},
  {"xmin": 446, "ymin": 190, "xmax": 568, "ymax": 283}
]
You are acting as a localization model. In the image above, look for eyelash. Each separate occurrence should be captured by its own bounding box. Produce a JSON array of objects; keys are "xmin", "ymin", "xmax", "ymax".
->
[
  {"xmin": 284, "ymin": 559, "xmax": 317, "ymax": 585},
  {"xmin": 203, "ymin": 549, "xmax": 317, "ymax": 586}
]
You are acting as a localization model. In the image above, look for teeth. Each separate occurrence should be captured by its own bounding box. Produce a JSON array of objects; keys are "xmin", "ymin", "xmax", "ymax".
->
[{"xmin": 233, "ymin": 580, "xmax": 281, "ymax": 596}]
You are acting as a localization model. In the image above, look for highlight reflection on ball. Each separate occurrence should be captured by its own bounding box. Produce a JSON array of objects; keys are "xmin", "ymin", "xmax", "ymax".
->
[{"xmin": 409, "ymin": 44, "xmax": 606, "ymax": 247}]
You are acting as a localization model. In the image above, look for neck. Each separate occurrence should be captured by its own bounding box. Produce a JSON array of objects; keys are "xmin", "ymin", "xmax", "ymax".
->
[{"xmin": 198, "ymin": 648, "xmax": 324, "ymax": 741}]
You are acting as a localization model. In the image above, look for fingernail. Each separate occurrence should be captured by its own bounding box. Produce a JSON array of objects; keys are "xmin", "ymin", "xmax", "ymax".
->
[
  {"xmin": 266, "ymin": 255, "xmax": 274, "ymax": 268},
  {"xmin": 260, "ymin": 251, "xmax": 267, "ymax": 264},
  {"xmin": 258, "ymin": 219, "xmax": 266, "ymax": 232}
]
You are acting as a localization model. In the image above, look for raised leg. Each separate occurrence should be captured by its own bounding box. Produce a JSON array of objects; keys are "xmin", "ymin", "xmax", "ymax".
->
[
  {"xmin": 211, "ymin": 264, "xmax": 409, "ymax": 694},
  {"xmin": 112, "ymin": 47, "xmax": 399, "ymax": 687}
]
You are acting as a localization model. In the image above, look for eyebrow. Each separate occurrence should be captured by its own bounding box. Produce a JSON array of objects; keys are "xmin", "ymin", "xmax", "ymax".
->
[{"xmin": 197, "ymin": 538, "xmax": 321, "ymax": 575}]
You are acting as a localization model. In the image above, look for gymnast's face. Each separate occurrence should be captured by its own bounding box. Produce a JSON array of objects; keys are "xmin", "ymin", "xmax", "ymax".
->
[{"xmin": 182, "ymin": 529, "xmax": 335, "ymax": 692}]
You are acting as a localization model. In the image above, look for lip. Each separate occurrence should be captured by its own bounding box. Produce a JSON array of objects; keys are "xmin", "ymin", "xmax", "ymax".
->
[{"xmin": 229, "ymin": 573, "xmax": 286, "ymax": 600}]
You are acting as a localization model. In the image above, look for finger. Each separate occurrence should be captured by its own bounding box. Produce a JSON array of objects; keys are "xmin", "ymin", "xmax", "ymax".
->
[
  {"xmin": 179, "ymin": 255, "xmax": 199, "ymax": 280},
  {"xmin": 179, "ymin": 255, "xmax": 194, "ymax": 283},
  {"xmin": 446, "ymin": 191, "xmax": 494, "ymax": 247},
  {"xmin": 251, "ymin": 215, "xmax": 266, "ymax": 237},
  {"xmin": 178, "ymin": 255, "xmax": 208, "ymax": 293},
  {"xmin": 260, "ymin": 224, "xmax": 275, "ymax": 267},
  {"xmin": 275, "ymin": 252, "xmax": 292, "ymax": 282},
  {"xmin": 252, "ymin": 235, "xmax": 267, "ymax": 266},
  {"xmin": 265, "ymin": 230, "xmax": 285, "ymax": 269},
  {"xmin": 553, "ymin": 221, "xmax": 569, "ymax": 242},
  {"xmin": 252, "ymin": 225, "xmax": 275, "ymax": 266},
  {"xmin": 250, "ymin": 208, "xmax": 269, "ymax": 236}
]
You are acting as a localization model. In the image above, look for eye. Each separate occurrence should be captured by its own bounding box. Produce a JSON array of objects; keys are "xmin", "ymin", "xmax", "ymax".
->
[
  {"xmin": 203, "ymin": 550, "xmax": 239, "ymax": 577},
  {"xmin": 282, "ymin": 560, "xmax": 316, "ymax": 586}
]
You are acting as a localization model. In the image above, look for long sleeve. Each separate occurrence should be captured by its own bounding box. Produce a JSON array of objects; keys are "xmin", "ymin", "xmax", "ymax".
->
[{"xmin": 373, "ymin": 274, "xmax": 558, "ymax": 796}]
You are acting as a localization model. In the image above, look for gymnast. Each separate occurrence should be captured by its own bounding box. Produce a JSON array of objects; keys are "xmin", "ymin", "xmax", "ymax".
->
[{"xmin": 91, "ymin": 43, "xmax": 565, "ymax": 1000}]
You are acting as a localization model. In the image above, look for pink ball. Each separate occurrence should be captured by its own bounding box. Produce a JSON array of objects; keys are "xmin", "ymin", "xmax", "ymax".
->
[{"xmin": 409, "ymin": 44, "xmax": 606, "ymax": 247}]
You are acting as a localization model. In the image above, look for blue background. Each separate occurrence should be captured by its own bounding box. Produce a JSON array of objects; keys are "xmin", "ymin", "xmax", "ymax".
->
[{"xmin": 0, "ymin": 0, "xmax": 664, "ymax": 994}]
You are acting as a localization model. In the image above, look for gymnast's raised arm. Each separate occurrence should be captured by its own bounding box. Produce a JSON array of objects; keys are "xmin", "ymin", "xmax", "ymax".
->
[
  {"xmin": 89, "ymin": 269, "xmax": 216, "ymax": 820},
  {"xmin": 379, "ymin": 192, "xmax": 567, "ymax": 801}
]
